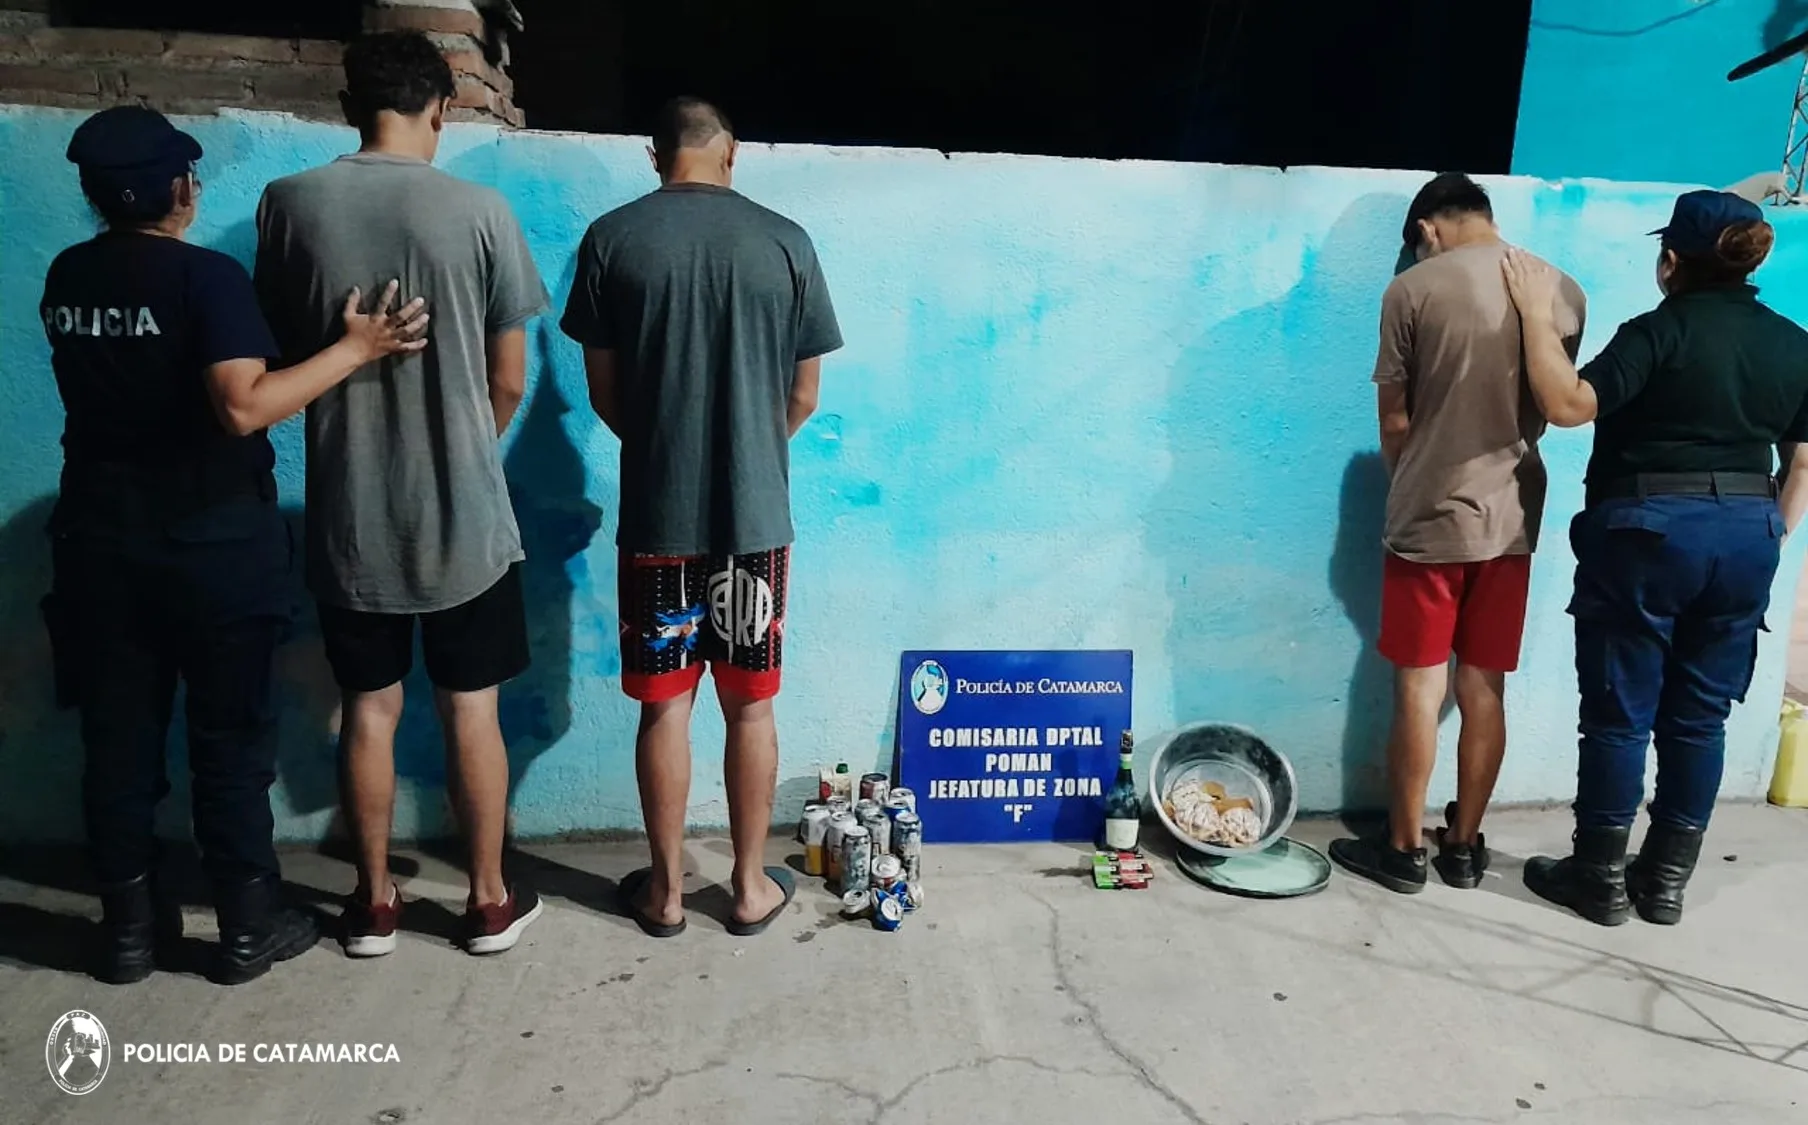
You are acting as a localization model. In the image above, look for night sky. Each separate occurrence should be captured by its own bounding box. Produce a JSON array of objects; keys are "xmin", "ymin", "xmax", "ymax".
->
[
  {"xmin": 58, "ymin": 0, "xmax": 1537, "ymax": 173},
  {"xmin": 514, "ymin": 0, "xmax": 1535, "ymax": 173}
]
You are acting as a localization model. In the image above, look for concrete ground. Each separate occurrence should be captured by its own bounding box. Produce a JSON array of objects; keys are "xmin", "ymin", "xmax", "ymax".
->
[{"xmin": 3, "ymin": 804, "xmax": 1806, "ymax": 1125}]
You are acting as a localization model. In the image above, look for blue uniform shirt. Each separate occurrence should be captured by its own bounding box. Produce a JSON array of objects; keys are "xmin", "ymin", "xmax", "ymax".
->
[{"xmin": 41, "ymin": 231, "xmax": 280, "ymax": 478}]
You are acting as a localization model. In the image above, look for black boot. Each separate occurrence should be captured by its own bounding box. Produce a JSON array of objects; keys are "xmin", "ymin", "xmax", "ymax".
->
[
  {"xmin": 94, "ymin": 872, "xmax": 183, "ymax": 984},
  {"xmin": 95, "ymin": 875, "xmax": 157, "ymax": 985},
  {"xmin": 1627, "ymin": 821, "xmax": 1704, "ymax": 926},
  {"xmin": 1524, "ymin": 826, "xmax": 1632, "ymax": 927},
  {"xmin": 211, "ymin": 876, "xmax": 320, "ymax": 986}
]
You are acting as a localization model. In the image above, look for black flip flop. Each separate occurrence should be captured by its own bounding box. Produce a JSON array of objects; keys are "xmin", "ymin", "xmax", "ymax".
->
[
  {"xmin": 725, "ymin": 867, "xmax": 796, "ymax": 937},
  {"xmin": 618, "ymin": 868, "xmax": 686, "ymax": 938}
]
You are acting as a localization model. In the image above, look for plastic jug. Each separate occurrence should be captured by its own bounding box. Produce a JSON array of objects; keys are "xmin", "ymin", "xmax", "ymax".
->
[{"xmin": 1771, "ymin": 700, "xmax": 1808, "ymax": 807}]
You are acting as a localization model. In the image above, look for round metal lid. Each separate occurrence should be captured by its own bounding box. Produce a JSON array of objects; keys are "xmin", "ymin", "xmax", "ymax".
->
[{"xmin": 1174, "ymin": 836, "xmax": 1332, "ymax": 899}]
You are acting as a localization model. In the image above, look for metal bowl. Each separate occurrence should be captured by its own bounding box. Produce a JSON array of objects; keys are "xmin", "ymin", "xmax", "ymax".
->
[{"xmin": 1148, "ymin": 722, "xmax": 1298, "ymax": 858}]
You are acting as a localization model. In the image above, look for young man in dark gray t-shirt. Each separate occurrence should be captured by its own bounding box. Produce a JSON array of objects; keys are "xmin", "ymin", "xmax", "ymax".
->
[
  {"xmin": 561, "ymin": 98, "xmax": 842, "ymax": 938},
  {"xmin": 254, "ymin": 33, "xmax": 548, "ymax": 958}
]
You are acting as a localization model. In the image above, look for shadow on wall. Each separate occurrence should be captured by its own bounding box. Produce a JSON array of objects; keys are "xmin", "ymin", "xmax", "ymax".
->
[
  {"xmin": 1324, "ymin": 450, "xmax": 1450, "ymax": 820},
  {"xmin": 1327, "ymin": 451, "xmax": 1393, "ymax": 815},
  {"xmin": 500, "ymin": 324, "xmax": 606, "ymax": 798},
  {"xmin": 1151, "ymin": 190, "xmax": 1451, "ymax": 814}
]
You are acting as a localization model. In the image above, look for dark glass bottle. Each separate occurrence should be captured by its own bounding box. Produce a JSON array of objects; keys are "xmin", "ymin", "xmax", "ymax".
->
[{"xmin": 1098, "ymin": 730, "xmax": 1140, "ymax": 851}]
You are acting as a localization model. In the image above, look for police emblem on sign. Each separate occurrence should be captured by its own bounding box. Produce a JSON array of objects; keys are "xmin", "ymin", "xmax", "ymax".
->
[
  {"xmin": 46, "ymin": 1009, "xmax": 109, "ymax": 1095},
  {"xmin": 910, "ymin": 659, "xmax": 951, "ymax": 715}
]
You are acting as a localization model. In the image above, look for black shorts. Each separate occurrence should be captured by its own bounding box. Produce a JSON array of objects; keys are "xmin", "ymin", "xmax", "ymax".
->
[{"xmin": 317, "ymin": 565, "xmax": 529, "ymax": 693}]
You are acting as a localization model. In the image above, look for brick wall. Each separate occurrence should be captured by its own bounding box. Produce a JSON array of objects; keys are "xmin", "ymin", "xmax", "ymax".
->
[
  {"xmin": 365, "ymin": 1, "xmax": 522, "ymax": 127},
  {"xmin": 0, "ymin": 1, "xmax": 524, "ymax": 126},
  {"xmin": 0, "ymin": 26, "xmax": 352, "ymax": 119}
]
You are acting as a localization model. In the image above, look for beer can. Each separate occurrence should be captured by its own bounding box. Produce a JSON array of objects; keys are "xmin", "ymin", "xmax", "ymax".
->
[
  {"xmin": 826, "ymin": 796, "xmax": 852, "ymax": 819},
  {"xmin": 802, "ymin": 805, "xmax": 833, "ymax": 877},
  {"xmin": 888, "ymin": 787, "xmax": 917, "ymax": 815},
  {"xmin": 871, "ymin": 853, "xmax": 902, "ymax": 892},
  {"xmin": 854, "ymin": 798, "xmax": 882, "ymax": 821},
  {"xmin": 872, "ymin": 889, "xmax": 904, "ymax": 932},
  {"xmin": 884, "ymin": 792, "xmax": 911, "ymax": 821},
  {"xmin": 858, "ymin": 804, "xmax": 891, "ymax": 855},
  {"xmin": 839, "ymin": 823, "xmax": 872, "ymax": 895},
  {"xmin": 892, "ymin": 810, "xmax": 922, "ymax": 884},
  {"xmin": 860, "ymin": 772, "xmax": 890, "ymax": 805},
  {"xmin": 840, "ymin": 888, "xmax": 872, "ymax": 919},
  {"xmin": 796, "ymin": 799, "xmax": 825, "ymax": 843},
  {"xmin": 825, "ymin": 811, "xmax": 856, "ymax": 883}
]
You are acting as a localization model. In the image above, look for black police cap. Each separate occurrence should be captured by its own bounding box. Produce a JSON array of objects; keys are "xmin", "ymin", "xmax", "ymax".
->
[
  {"xmin": 66, "ymin": 105, "xmax": 202, "ymax": 174},
  {"xmin": 1649, "ymin": 190, "xmax": 1766, "ymax": 258}
]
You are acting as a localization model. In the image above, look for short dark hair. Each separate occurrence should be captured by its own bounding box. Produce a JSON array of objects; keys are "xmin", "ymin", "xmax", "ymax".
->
[
  {"xmin": 1402, "ymin": 172, "xmax": 1492, "ymax": 248},
  {"xmin": 651, "ymin": 97, "xmax": 732, "ymax": 168},
  {"xmin": 342, "ymin": 31, "xmax": 456, "ymax": 128}
]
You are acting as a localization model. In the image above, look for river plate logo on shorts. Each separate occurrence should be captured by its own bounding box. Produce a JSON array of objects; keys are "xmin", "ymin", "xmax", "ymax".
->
[
  {"xmin": 910, "ymin": 660, "xmax": 950, "ymax": 715},
  {"xmin": 47, "ymin": 1010, "xmax": 109, "ymax": 1095}
]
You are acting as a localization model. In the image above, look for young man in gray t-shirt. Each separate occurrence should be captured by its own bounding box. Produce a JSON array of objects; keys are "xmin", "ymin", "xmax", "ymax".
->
[
  {"xmin": 254, "ymin": 32, "xmax": 549, "ymax": 957},
  {"xmin": 561, "ymin": 98, "xmax": 842, "ymax": 938}
]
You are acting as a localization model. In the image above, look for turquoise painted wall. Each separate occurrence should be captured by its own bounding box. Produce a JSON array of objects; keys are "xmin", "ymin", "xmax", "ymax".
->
[
  {"xmin": 1514, "ymin": 0, "xmax": 1808, "ymax": 186},
  {"xmin": 3, "ymin": 105, "xmax": 1806, "ymax": 843}
]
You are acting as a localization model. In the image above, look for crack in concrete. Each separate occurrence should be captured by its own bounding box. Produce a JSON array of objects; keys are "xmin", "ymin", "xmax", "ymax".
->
[
  {"xmin": 590, "ymin": 1059, "xmax": 730, "ymax": 1125},
  {"xmin": 771, "ymin": 1069, "xmax": 882, "ymax": 1112},
  {"xmin": 1030, "ymin": 891, "xmax": 1213, "ymax": 1125},
  {"xmin": 1295, "ymin": 1112, "xmax": 1515, "ymax": 1125},
  {"xmin": 1295, "ymin": 1094, "xmax": 1780, "ymax": 1125},
  {"xmin": 591, "ymin": 1055, "xmax": 1129, "ymax": 1125},
  {"xmin": 868, "ymin": 1054, "xmax": 1150, "ymax": 1123}
]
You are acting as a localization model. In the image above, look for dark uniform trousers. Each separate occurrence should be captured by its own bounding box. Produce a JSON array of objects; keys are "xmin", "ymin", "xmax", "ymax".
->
[
  {"xmin": 44, "ymin": 463, "xmax": 292, "ymax": 888},
  {"xmin": 1568, "ymin": 492, "xmax": 1783, "ymax": 832}
]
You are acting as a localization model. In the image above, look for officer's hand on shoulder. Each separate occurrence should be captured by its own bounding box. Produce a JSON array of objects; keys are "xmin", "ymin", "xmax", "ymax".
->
[{"xmin": 343, "ymin": 280, "xmax": 429, "ymax": 363}]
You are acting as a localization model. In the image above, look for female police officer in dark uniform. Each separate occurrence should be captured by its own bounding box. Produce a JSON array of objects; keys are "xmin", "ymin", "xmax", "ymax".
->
[
  {"xmin": 1502, "ymin": 190, "xmax": 1808, "ymax": 927},
  {"xmin": 41, "ymin": 106, "xmax": 428, "ymax": 984}
]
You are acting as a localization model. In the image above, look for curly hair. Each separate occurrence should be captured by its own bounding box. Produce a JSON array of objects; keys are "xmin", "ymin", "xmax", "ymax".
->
[{"xmin": 342, "ymin": 31, "xmax": 456, "ymax": 128}]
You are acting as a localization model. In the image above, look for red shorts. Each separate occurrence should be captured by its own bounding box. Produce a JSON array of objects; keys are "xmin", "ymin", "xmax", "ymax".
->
[
  {"xmin": 618, "ymin": 547, "xmax": 790, "ymax": 703},
  {"xmin": 1378, "ymin": 552, "xmax": 1531, "ymax": 672}
]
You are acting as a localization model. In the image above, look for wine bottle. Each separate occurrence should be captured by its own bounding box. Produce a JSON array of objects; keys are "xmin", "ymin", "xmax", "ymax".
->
[{"xmin": 1099, "ymin": 730, "xmax": 1140, "ymax": 851}]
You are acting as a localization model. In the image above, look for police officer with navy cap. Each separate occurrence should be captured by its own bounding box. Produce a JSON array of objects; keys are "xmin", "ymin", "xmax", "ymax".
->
[
  {"xmin": 40, "ymin": 106, "xmax": 429, "ymax": 985},
  {"xmin": 1502, "ymin": 190, "xmax": 1808, "ymax": 927}
]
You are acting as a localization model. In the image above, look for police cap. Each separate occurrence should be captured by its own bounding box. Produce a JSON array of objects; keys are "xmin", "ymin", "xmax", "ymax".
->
[
  {"xmin": 66, "ymin": 106, "xmax": 202, "ymax": 218},
  {"xmin": 1650, "ymin": 190, "xmax": 1765, "ymax": 258}
]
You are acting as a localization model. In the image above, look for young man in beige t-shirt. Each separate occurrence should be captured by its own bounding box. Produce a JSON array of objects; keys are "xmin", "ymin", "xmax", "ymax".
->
[{"xmin": 1331, "ymin": 173, "xmax": 1585, "ymax": 895}]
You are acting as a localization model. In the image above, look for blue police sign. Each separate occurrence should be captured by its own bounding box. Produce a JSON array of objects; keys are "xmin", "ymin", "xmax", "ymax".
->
[{"xmin": 897, "ymin": 650, "xmax": 1133, "ymax": 843}]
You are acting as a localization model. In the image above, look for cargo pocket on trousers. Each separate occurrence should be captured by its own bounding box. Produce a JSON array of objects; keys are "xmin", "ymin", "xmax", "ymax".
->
[
  {"xmin": 1568, "ymin": 503, "xmax": 1667, "ymax": 618},
  {"xmin": 1734, "ymin": 619, "xmax": 1767, "ymax": 704}
]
